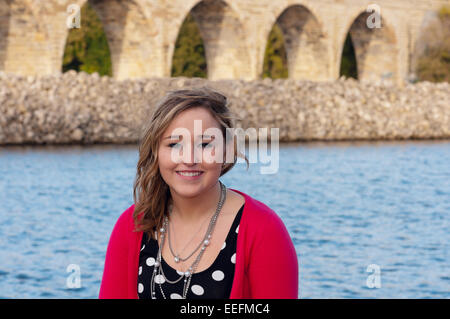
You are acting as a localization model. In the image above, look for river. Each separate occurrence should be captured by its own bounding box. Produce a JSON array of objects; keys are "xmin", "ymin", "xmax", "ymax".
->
[{"xmin": 0, "ymin": 140, "xmax": 449, "ymax": 298}]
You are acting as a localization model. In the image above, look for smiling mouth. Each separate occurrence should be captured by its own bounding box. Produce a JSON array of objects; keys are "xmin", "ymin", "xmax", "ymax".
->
[{"xmin": 176, "ymin": 171, "xmax": 204, "ymax": 177}]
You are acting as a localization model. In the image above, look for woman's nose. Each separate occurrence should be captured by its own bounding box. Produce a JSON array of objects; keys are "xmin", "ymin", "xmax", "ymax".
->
[{"xmin": 182, "ymin": 142, "xmax": 202, "ymax": 164}]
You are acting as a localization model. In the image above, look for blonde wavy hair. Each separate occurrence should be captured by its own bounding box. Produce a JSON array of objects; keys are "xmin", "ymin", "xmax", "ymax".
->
[{"xmin": 133, "ymin": 86, "xmax": 249, "ymax": 240}]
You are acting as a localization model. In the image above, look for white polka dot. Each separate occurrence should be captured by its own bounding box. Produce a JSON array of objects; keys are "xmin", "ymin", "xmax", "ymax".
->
[
  {"xmin": 155, "ymin": 274, "xmax": 165, "ymax": 284},
  {"xmin": 139, "ymin": 266, "xmax": 142, "ymax": 275},
  {"xmin": 140, "ymin": 244, "xmax": 145, "ymax": 251},
  {"xmin": 221, "ymin": 242, "xmax": 226, "ymax": 250},
  {"xmin": 170, "ymin": 293, "xmax": 183, "ymax": 299},
  {"xmin": 138, "ymin": 283, "xmax": 144, "ymax": 293},
  {"xmin": 212, "ymin": 270, "xmax": 225, "ymax": 281},
  {"xmin": 191, "ymin": 284, "xmax": 204, "ymax": 295},
  {"xmin": 231, "ymin": 253, "xmax": 236, "ymax": 264},
  {"xmin": 146, "ymin": 257, "xmax": 155, "ymax": 267},
  {"xmin": 235, "ymin": 225, "xmax": 239, "ymax": 233}
]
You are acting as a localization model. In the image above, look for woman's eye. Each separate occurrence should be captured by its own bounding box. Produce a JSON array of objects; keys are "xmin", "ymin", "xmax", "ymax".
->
[
  {"xmin": 201, "ymin": 143, "xmax": 212, "ymax": 148},
  {"xmin": 168, "ymin": 143, "xmax": 211, "ymax": 148}
]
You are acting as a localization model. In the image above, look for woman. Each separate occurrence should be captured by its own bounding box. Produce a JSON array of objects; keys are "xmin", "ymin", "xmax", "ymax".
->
[{"xmin": 99, "ymin": 86, "xmax": 298, "ymax": 299}]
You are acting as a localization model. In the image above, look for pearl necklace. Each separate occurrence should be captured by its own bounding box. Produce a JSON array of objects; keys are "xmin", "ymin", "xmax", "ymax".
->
[{"xmin": 150, "ymin": 181, "xmax": 227, "ymax": 299}]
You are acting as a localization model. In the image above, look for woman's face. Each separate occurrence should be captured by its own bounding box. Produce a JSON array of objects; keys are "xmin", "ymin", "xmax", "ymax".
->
[{"xmin": 158, "ymin": 107, "xmax": 225, "ymax": 198}]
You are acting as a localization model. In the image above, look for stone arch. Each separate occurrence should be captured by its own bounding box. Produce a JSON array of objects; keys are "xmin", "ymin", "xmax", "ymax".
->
[
  {"xmin": 62, "ymin": 1, "xmax": 113, "ymax": 75},
  {"xmin": 60, "ymin": 0, "xmax": 158, "ymax": 79},
  {"xmin": 410, "ymin": 10, "xmax": 445, "ymax": 81},
  {"xmin": 340, "ymin": 10, "xmax": 398, "ymax": 82},
  {"xmin": 79, "ymin": 0, "xmax": 157, "ymax": 79},
  {"xmin": 171, "ymin": 12, "xmax": 208, "ymax": 78},
  {"xmin": 177, "ymin": 0, "xmax": 253, "ymax": 80},
  {"xmin": 269, "ymin": 4, "xmax": 329, "ymax": 81}
]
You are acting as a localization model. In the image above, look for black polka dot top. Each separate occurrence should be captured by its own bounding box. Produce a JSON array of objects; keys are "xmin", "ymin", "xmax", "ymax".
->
[{"xmin": 137, "ymin": 203, "xmax": 244, "ymax": 299}]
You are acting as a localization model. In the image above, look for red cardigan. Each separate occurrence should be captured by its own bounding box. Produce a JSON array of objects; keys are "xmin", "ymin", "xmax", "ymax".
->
[{"xmin": 99, "ymin": 188, "xmax": 299, "ymax": 299}]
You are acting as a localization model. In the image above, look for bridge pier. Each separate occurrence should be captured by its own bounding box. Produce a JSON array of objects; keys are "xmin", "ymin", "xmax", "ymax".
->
[
  {"xmin": 189, "ymin": 0, "xmax": 255, "ymax": 80},
  {"xmin": 275, "ymin": 5, "xmax": 330, "ymax": 81},
  {"xmin": 0, "ymin": 0, "xmax": 447, "ymax": 85},
  {"xmin": 346, "ymin": 12, "xmax": 398, "ymax": 83},
  {"xmin": 0, "ymin": 1, "xmax": 55, "ymax": 76}
]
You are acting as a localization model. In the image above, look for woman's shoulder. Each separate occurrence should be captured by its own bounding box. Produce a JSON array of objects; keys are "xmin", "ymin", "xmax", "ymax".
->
[
  {"xmin": 121, "ymin": 203, "xmax": 136, "ymax": 220},
  {"xmin": 229, "ymin": 188, "xmax": 283, "ymax": 228},
  {"xmin": 230, "ymin": 188, "xmax": 296, "ymax": 264},
  {"xmin": 112, "ymin": 204, "xmax": 136, "ymax": 232}
]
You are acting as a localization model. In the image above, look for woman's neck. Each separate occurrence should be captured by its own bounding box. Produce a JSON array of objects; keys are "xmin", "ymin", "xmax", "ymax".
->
[{"xmin": 168, "ymin": 181, "xmax": 223, "ymax": 225}]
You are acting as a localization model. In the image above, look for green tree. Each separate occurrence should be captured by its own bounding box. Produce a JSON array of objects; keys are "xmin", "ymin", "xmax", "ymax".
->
[
  {"xmin": 262, "ymin": 23, "xmax": 288, "ymax": 79},
  {"xmin": 171, "ymin": 13, "xmax": 207, "ymax": 78},
  {"xmin": 340, "ymin": 33, "xmax": 358, "ymax": 79},
  {"xmin": 416, "ymin": 6, "xmax": 450, "ymax": 82},
  {"xmin": 62, "ymin": 2, "xmax": 112, "ymax": 76}
]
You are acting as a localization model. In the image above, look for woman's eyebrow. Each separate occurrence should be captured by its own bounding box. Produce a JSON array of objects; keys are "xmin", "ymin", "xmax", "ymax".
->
[
  {"xmin": 163, "ymin": 135, "xmax": 215, "ymax": 140},
  {"xmin": 163, "ymin": 135, "xmax": 181, "ymax": 140}
]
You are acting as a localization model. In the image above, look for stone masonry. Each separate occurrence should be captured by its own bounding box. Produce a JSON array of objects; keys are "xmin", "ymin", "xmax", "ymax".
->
[
  {"xmin": 0, "ymin": 71, "xmax": 448, "ymax": 145},
  {"xmin": 0, "ymin": 0, "xmax": 449, "ymax": 85}
]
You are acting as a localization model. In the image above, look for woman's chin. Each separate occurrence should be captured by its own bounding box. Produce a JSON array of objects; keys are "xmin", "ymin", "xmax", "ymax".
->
[{"xmin": 171, "ymin": 183, "xmax": 204, "ymax": 197}]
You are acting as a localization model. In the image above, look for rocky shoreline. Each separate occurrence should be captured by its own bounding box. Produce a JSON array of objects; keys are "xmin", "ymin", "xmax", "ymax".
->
[{"xmin": 0, "ymin": 71, "xmax": 449, "ymax": 145}]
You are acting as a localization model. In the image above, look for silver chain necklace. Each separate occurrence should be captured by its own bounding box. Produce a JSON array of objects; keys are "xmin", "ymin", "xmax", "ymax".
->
[
  {"xmin": 150, "ymin": 181, "xmax": 227, "ymax": 299},
  {"xmin": 168, "ymin": 204, "xmax": 215, "ymax": 263}
]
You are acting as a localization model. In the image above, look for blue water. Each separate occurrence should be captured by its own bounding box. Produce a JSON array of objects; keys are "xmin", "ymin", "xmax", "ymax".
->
[{"xmin": 0, "ymin": 141, "xmax": 449, "ymax": 298}]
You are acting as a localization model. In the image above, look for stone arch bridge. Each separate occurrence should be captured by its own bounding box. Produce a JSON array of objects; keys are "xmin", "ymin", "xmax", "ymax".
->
[{"xmin": 0, "ymin": 0, "xmax": 448, "ymax": 85}]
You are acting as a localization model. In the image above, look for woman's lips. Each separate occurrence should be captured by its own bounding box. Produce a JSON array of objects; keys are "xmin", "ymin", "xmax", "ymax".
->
[{"xmin": 176, "ymin": 171, "xmax": 204, "ymax": 180}]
